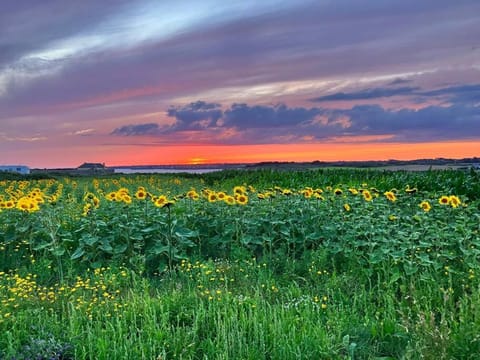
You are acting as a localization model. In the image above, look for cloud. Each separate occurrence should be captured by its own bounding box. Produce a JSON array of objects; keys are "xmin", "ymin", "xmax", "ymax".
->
[
  {"xmin": 110, "ymin": 123, "xmax": 160, "ymax": 136},
  {"xmin": 223, "ymin": 103, "xmax": 321, "ymax": 129},
  {"xmin": 388, "ymin": 78, "xmax": 412, "ymax": 85},
  {"xmin": 419, "ymin": 84, "xmax": 480, "ymax": 104},
  {"xmin": 166, "ymin": 101, "xmax": 223, "ymax": 131},
  {"xmin": 73, "ymin": 128, "xmax": 95, "ymax": 136},
  {"xmin": 2, "ymin": 0, "xmax": 479, "ymax": 120},
  {"xmin": 311, "ymin": 86, "xmax": 419, "ymax": 102},
  {"xmin": 110, "ymin": 100, "xmax": 480, "ymax": 144},
  {"xmin": 332, "ymin": 104, "xmax": 480, "ymax": 141},
  {"xmin": 309, "ymin": 83, "xmax": 480, "ymax": 106}
]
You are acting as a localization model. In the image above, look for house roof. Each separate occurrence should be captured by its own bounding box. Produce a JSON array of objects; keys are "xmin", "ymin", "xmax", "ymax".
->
[{"xmin": 78, "ymin": 162, "xmax": 106, "ymax": 169}]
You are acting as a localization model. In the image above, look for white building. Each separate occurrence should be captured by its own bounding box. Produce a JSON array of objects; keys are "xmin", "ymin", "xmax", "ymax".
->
[{"xmin": 0, "ymin": 165, "xmax": 30, "ymax": 175}]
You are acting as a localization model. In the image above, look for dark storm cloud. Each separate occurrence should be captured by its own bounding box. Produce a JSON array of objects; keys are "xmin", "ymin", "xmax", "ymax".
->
[
  {"xmin": 311, "ymin": 86, "xmax": 420, "ymax": 102},
  {"xmin": 110, "ymin": 123, "xmax": 160, "ymax": 136}
]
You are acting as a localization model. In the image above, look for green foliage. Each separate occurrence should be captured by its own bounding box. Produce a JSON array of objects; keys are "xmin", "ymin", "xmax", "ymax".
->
[{"xmin": 0, "ymin": 169, "xmax": 479, "ymax": 358}]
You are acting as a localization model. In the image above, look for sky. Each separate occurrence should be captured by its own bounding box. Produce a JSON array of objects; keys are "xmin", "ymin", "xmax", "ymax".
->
[{"xmin": 1, "ymin": 0, "xmax": 479, "ymax": 168}]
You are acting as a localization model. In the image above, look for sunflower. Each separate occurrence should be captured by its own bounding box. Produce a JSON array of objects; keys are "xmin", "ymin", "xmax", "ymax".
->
[
  {"xmin": 438, "ymin": 196, "xmax": 449, "ymax": 205},
  {"xmin": 187, "ymin": 190, "xmax": 199, "ymax": 200},
  {"xmin": 236, "ymin": 194, "xmax": 248, "ymax": 205},
  {"xmin": 82, "ymin": 203, "xmax": 92, "ymax": 216},
  {"xmin": 92, "ymin": 196, "xmax": 100, "ymax": 208},
  {"xmin": 301, "ymin": 189, "xmax": 313, "ymax": 198},
  {"xmin": 405, "ymin": 185, "xmax": 418, "ymax": 194},
  {"xmin": 217, "ymin": 192, "xmax": 227, "ymax": 200},
  {"xmin": 106, "ymin": 192, "xmax": 117, "ymax": 201},
  {"xmin": 343, "ymin": 204, "xmax": 351, "ymax": 212},
  {"xmin": 282, "ymin": 189, "xmax": 293, "ymax": 196},
  {"xmin": 348, "ymin": 188, "xmax": 358, "ymax": 195},
  {"xmin": 83, "ymin": 192, "xmax": 95, "ymax": 201},
  {"xmin": 117, "ymin": 187, "xmax": 129, "ymax": 195},
  {"xmin": 334, "ymin": 188, "xmax": 343, "ymax": 196},
  {"xmin": 135, "ymin": 189, "xmax": 147, "ymax": 200},
  {"xmin": 362, "ymin": 190, "xmax": 373, "ymax": 202},
  {"xmin": 388, "ymin": 214, "xmax": 398, "ymax": 221},
  {"xmin": 225, "ymin": 196, "xmax": 236, "ymax": 205},
  {"xmin": 122, "ymin": 194, "xmax": 132, "ymax": 204},
  {"xmin": 161, "ymin": 200, "xmax": 175, "ymax": 208},
  {"xmin": 384, "ymin": 191, "xmax": 397, "ymax": 202},
  {"xmin": 16, "ymin": 198, "xmax": 32, "ymax": 212},
  {"xmin": 154, "ymin": 195, "xmax": 168, "ymax": 207},
  {"xmin": 419, "ymin": 201, "xmax": 431, "ymax": 212},
  {"xmin": 449, "ymin": 195, "xmax": 461, "ymax": 208},
  {"xmin": 233, "ymin": 186, "xmax": 246, "ymax": 195},
  {"xmin": 208, "ymin": 193, "xmax": 218, "ymax": 203}
]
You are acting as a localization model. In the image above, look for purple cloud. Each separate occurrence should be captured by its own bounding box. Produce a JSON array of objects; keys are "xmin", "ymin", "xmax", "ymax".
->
[
  {"xmin": 111, "ymin": 123, "xmax": 160, "ymax": 136},
  {"xmin": 111, "ymin": 100, "xmax": 480, "ymax": 144}
]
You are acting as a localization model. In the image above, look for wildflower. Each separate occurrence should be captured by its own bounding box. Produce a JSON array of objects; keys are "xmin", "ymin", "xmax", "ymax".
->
[
  {"xmin": 419, "ymin": 201, "xmax": 431, "ymax": 212},
  {"xmin": 438, "ymin": 196, "xmax": 449, "ymax": 205},
  {"xmin": 384, "ymin": 191, "xmax": 397, "ymax": 202},
  {"xmin": 362, "ymin": 190, "xmax": 373, "ymax": 202}
]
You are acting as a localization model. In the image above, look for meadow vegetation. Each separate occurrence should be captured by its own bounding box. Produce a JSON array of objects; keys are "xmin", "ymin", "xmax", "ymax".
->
[{"xmin": 0, "ymin": 168, "xmax": 479, "ymax": 359}]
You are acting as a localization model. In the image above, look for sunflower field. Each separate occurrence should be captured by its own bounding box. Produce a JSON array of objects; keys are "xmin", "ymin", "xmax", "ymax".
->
[{"xmin": 0, "ymin": 168, "xmax": 479, "ymax": 359}]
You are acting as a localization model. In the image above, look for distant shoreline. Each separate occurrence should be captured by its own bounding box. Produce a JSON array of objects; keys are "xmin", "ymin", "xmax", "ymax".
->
[{"xmin": 24, "ymin": 157, "xmax": 480, "ymax": 175}]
